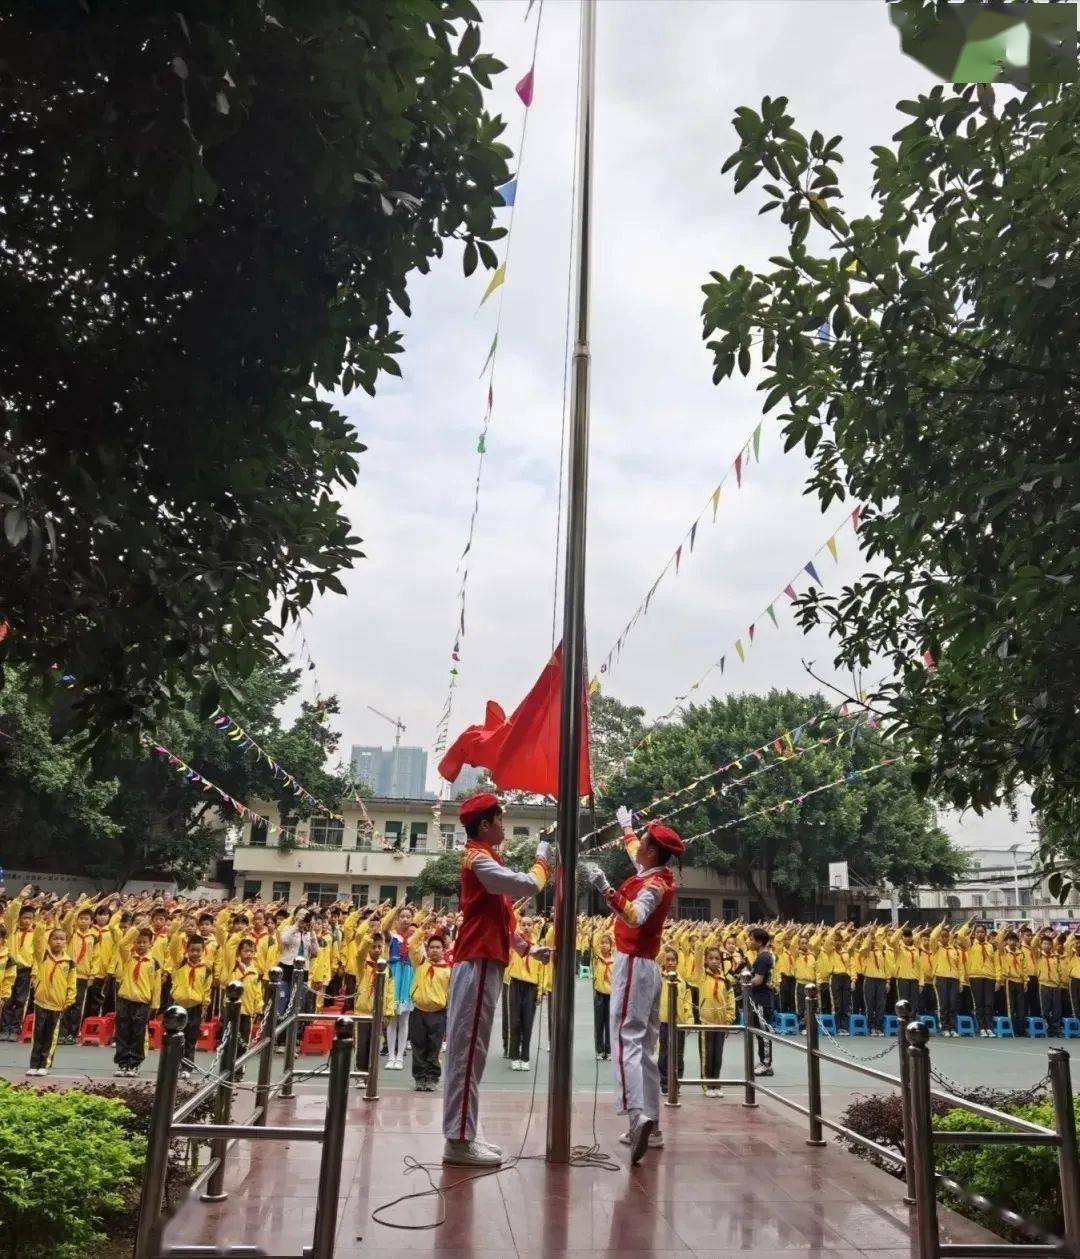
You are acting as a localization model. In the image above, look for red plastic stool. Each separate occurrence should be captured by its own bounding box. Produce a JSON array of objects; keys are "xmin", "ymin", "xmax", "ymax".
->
[
  {"xmin": 20, "ymin": 1013, "xmax": 34, "ymax": 1043},
  {"xmin": 147, "ymin": 1017, "xmax": 164, "ymax": 1051},
  {"xmin": 322, "ymin": 997, "xmax": 345, "ymax": 1013},
  {"xmin": 78, "ymin": 1014, "xmax": 116, "ymax": 1046},
  {"xmin": 197, "ymin": 1018, "xmax": 222, "ymax": 1052},
  {"xmin": 299, "ymin": 1022, "xmax": 334, "ymax": 1055}
]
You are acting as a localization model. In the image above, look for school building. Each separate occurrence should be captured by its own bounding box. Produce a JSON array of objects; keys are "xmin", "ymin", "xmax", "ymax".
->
[{"xmin": 230, "ymin": 796, "xmax": 876, "ymax": 920}]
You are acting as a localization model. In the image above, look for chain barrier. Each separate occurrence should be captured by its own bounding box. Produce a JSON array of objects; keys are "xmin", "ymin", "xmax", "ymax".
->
[
  {"xmin": 928, "ymin": 1064, "xmax": 1051, "ymax": 1106},
  {"xmin": 816, "ymin": 1018, "xmax": 899, "ymax": 1064},
  {"xmin": 935, "ymin": 1168, "xmax": 1076, "ymax": 1258}
]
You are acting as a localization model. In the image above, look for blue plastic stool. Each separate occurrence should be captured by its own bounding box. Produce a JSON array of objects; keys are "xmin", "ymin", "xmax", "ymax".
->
[
  {"xmin": 992, "ymin": 1016, "xmax": 1014, "ymax": 1038},
  {"xmin": 774, "ymin": 1012, "xmax": 800, "ymax": 1035},
  {"xmin": 882, "ymin": 1014, "xmax": 900, "ymax": 1037},
  {"xmin": 954, "ymin": 1014, "xmax": 977, "ymax": 1037},
  {"xmin": 736, "ymin": 1010, "xmax": 744, "ymax": 1026},
  {"xmin": 1026, "ymin": 1017, "xmax": 1048, "ymax": 1039},
  {"xmin": 817, "ymin": 1013, "xmax": 837, "ymax": 1037},
  {"xmin": 1063, "ymin": 1018, "xmax": 1080, "ymax": 1040},
  {"xmin": 848, "ymin": 1013, "xmax": 869, "ymax": 1036},
  {"xmin": 918, "ymin": 1014, "xmax": 939, "ymax": 1035},
  {"xmin": 577, "ymin": 964, "xmax": 591, "ymax": 980}
]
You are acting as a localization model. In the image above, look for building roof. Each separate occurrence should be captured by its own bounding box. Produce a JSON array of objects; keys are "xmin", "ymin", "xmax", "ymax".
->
[{"xmin": 360, "ymin": 795, "xmax": 557, "ymax": 818}]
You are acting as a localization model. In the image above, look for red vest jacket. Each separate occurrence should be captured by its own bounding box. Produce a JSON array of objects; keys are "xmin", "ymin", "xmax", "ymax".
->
[
  {"xmin": 454, "ymin": 841, "xmax": 515, "ymax": 966},
  {"xmin": 613, "ymin": 867, "xmax": 676, "ymax": 960}
]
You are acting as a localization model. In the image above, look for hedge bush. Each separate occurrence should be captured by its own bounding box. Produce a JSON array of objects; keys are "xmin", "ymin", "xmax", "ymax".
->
[{"xmin": 0, "ymin": 1081, "xmax": 145, "ymax": 1259}]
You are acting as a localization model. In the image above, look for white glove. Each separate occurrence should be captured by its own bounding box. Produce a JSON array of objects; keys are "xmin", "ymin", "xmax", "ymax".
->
[
  {"xmin": 616, "ymin": 805, "xmax": 633, "ymax": 831},
  {"xmin": 536, "ymin": 840, "xmax": 555, "ymax": 867},
  {"xmin": 582, "ymin": 862, "xmax": 610, "ymax": 893}
]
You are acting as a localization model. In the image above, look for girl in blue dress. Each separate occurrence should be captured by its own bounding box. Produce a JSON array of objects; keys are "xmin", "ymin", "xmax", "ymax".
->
[{"xmin": 384, "ymin": 904, "xmax": 415, "ymax": 1068}]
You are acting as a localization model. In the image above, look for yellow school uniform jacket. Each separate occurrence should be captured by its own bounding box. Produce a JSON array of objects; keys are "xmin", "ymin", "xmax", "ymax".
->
[
  {"xmin": 117, "ymin": 952, "xmax": 164, "ymax": 1007},
  {"xmin": 64, "ymin": 929, "xmax": 97, "ymax": 982},
  {"xmin": 354, "ymin": 960, "xmax": 396, "ymax": 1018},
  {"xmin": 7, "ymin": 921, "xmax": 37, "ymax": 969},
  {"xmin": 928, "ymin": 927, "xmax": 967, "ymax": 981},
  {"xmin": 0, "ymin": 953, "xmax": 15, "ymax": 1002},
  {"xmin": 231, "ymin": 961, "xmax": 265, "ymax": 1018},
  {"xmin": 256, "ymin": 932, "xmax": 281, "ymax": 980},
  {"xmin": 858, "ymin": 939, "xmax": 891, "ymax": 981},
  {"xmin": 308, "ymin": 937, "xmax": 333, "ymax": 987},
  {"xmin": 964, "ymin": 940, "xmax": 997, "ymax": 981},
  {"xmin": 592, "ymin": 955, "xmax": 613, "ymax": 996},
  {"xmin": 32, "ymin": 952, "xmax": 78, "ymax": 1012},
  {"xmin": 1067, "ymin": 946, "xmax": 1080, "ymax": 983},
  {"xmin": 698, "ymin": 971, "xmax": 736, "ymax": 1025},
  {"xmin": 506, "ymin": 939, "xmax": 543, "ymax": 986},
  {"xmin": 1036, "ymin": 953, "xmax": 1064, "ymax": 988},
  {"xmin": 92, "ymin": 922, "xmax": 120, "ymax": 981},
  {"xmin": 997, "ymin": 948, "xmax": 1027, "ymax": 985},
  {"xmin": 793, "ymin": 949, "xmax": 818, "ymax": 984},
  {"xmin": 659, "ymin": 973, "xmax": 693, "ymax": 1025},
  {"xmin": 410, "ymin": 958, "xmax": 451, "ymax": 1013},
  {"xmin": 887, "ymin": 938, "xmax": 923, "ymax": 982},
  {"xmin": 170, "ymin": 960, "xmax": 215, "ymax": 1008}
]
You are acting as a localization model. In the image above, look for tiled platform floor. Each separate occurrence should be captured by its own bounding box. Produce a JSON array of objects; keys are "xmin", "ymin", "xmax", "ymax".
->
[{"xmin": 163, "ymin": 1090, "xmax": 998, "ymax": 1257}]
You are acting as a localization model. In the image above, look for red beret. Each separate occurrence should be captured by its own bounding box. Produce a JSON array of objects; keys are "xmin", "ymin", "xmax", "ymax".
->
[
  {"xmin": 646, "ymin": 822, "xmax": 686, "ymax": 855},
  {"xmin": 459, "ymin": 792, "xmax": 501, "ymax": 828}
]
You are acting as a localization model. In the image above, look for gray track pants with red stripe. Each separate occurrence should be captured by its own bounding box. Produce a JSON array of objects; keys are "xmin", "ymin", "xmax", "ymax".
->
[
  {"xmin": 443, "ymin": 958, "xmax": 504, "ymax": 1143},
  {"xmin": 611, "ymin": 951, "xmax": 662, "ymax": 1122}
]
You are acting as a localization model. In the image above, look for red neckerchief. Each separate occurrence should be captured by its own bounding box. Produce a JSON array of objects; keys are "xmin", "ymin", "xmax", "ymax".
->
[
  {"xmin": 75, "ymin": 934, "xmax": 90, "ymax": 964},
  {"xmin": 133, "ymin": 956, "xmax": 149, "ymax": 984},
  {"xmin": 46, "ymin": 955, "xmax": 65, "ymax": 984}
]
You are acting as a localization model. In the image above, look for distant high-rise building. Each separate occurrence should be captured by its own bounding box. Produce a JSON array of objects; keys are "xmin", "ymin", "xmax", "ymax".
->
[
  {"xmin": 349, "ymin": 745, "xmax": 428, "ymax": 799},
  {"xmin": 453, "ymin": 765, "xmax": 486, "ymax": 796}
]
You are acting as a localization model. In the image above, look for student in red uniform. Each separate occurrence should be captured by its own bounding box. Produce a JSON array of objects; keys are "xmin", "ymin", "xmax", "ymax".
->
[
  {"xmin": 583, "ymin": 807, "xmax": 683, "ymax": 1167},
  {"xmin": 441, "ymin": 793, "xmax": 553, "ymax": 1168}
]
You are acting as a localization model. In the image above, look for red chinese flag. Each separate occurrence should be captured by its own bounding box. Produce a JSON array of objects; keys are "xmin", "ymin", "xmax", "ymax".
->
[{"xmin": 437, "ymin": 644, "xmax": 591, "ymax": 797}]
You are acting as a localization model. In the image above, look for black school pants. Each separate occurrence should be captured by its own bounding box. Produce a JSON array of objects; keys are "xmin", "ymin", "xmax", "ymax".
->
[
  {"xmin": 114, "ymin": 997, "xmax": 150, "ymax": 1069},
  {"xmin": 30, "ymin": 1005, "xmax": 63, "ymax": 1070},
  {"xmin": 409, "ymin": 1007, "xmax": 446, "ymax": 1084},
  {"xmin": 594, "ymin": 990, "xmax": 611, "ymax": 1056},
  {"xmin": 969, "ymin": 977, "xmax": 995, "ymax": 1031},
  {"xmin": 507, "ymin": 978, "xmax": 538, "ymax": 1062}
]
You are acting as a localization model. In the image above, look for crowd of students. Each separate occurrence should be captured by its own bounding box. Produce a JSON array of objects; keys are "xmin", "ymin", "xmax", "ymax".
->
[{"xmin": 2, "ymin": 882, "xmax": 1077, "ymax": 1084}]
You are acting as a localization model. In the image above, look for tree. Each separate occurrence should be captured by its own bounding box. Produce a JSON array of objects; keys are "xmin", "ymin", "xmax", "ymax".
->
[
  {"xmin": 412, "ymin": 849, "xmax": 464, "ymax": 900},
  {"xmin": 600, "ymin": 691, "xmax": 968, "ymax": 917},
  {"xmin": 700, "ymin": 79, "xmax": 1080, "ymax": 889},
  {"xmin": 0, "ymin": 1, "xmax": 511, "ymax": 740},
  {"xmin": 589, "ymin": 690, "xmax": 647, "ymax": 786},
  {"xmin": 0, "ymin": 663, "xmax": 354, "ymax": 886}
]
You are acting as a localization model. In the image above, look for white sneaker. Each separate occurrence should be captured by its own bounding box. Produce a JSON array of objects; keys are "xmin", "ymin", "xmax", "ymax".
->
[
  {"xmin": 511, "ymin": 1060, "xmax": 522, "ymax": 1071},
  {"xmin": 619, "ymin": 1128, "xmax": 665, "ymax": 1149},
  {"xmin": 38, "ymin": 1068, "xmax": 50, "ymax": 1076},
  {"xmin": 26, "ymin": 1068, "xmax": 41, "ymax": 1076},
  {"xmin": 705, "ymin": 1087, "xmax": 724, "ymax": 1098},
  {"xmin": 628, "ymin": 1116, "xmax": 655, "ymax": 1166},
  {"xmin": 442, "ymin": 1139, "xmax": 502, "ymax": 1167},
  {"xmin": 518, "ymin": 1059, "xmax": 531, "ymax": 1071}
]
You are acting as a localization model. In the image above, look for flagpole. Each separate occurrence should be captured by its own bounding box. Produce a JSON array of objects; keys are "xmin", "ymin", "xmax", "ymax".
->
[{"xmin": 546, "ymin": 0, "xmax": 596, "ymax": 1165}]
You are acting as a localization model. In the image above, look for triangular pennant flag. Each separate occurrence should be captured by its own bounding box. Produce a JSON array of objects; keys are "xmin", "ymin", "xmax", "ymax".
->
[
  {"xmin": 735, "ymin": 452, "xmax": 743, "ymax": 487},
  {"xmin": 817, "ymin": 321, "xmax": 831, "ymax": 342},
  {"xmin": 804, "ymin": 560, "xmax": 821, "ymax": 586},
  {"xmin": 525, "ymin": 0, "xmax": 537, "ymax": 17},
  {"xmin": 784, "ymin": 583, "xmax": 798, "ymax": 601},
  {"xmin": 826, "ymin": 535, "xmax": 839, "ymax": 562},
  {"xmin": 851, "ymin": 505, "xmax": 863, "ymax": 532},
  {"xmin": 495, "ymin": 178, "xmax": 517, "ymax": 207},
  {"xmin": 766, "ymin": 603, "xmax": 778, "ymax": 627},
  {"xmin": 748, "ymin": 623, "xmax": 755, "ymax": 643},
  {"xmin": 487, "ymin": 383, "xmax": 493, "ymax": 412},
  {"xmin": 784, "ymin": 733, "xmax": 795, "ymax": 754},
  {"xmin": 689, "ymin": 521, "xmax": 698, "ymax": 552},
  {"xmin": 773, "ymin": 739, "xmax": 783, "ymax": 754},
  {"xmin": 479, "ymin": 333, "xmax": 498, "ymax": 376},
  {"xmin": 711, "ymin": 486, "xmax": 721, "ymax": 521},
  {"xmin": 515, "ymin": 66, "xmax": 535, "ymax": 107},
  {"xmin": 752, "ymin": 422, "xmax": 762, "ymax": 461},
  {"xmin": 477, "ymin": 434, "xmax": 486, "ymax": 454},
  {"xmin": 923, "ymin": 650, "xmax": 937, "ymax": 669},
  {"xmin": 735, "ymin": 638, "xmax": 745, "ymax": 663},
  {"xmin": 719, "ymin": 656, "xmax": 725, "ymax": 675},
  {"xmin": 480, "ymin": 262, "xmax": 506, "ymax": 305},
  {"xmin": 675, "ymin": 544, "xmax": 683, "ymax": 574}
]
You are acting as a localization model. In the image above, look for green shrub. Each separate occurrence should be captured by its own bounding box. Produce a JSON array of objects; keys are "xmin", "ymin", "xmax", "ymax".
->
[
  {"xmin": 934, "ymin": 1096, "xmax": 1072, "ymax": 1237},
  {"xmin": 0, "ymin": 1081, "xmax": 145, "ymax": 1259}
]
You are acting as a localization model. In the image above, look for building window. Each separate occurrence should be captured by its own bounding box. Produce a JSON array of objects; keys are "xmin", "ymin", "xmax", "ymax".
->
[
  {"xmin": 409, "ymin": 822, "xmax": 429, "ymax": 852},
  {"xmin": 721, "ymin": 899, "xmax": 739, "ymax": 922},
  {"xmin": 379, "ymin": 884, "xmax": 398, "ymax": 906},
  {"xmin": 302, "ymin": 882, "xmax": 340, "ymax": 906},
  {"xmin": 272, "ymin": 881, "xmax": 291, "ymax": 902},
  {"xmin": 383, "ymin": 821, "xmax": 403, "ymax": 851},
  {"xmin": 351, "ymin": 883, "xmax": 370, "ymax": 907},
  {"xmin": 249, "ymin": 820, "xmax": 268, "ymax": 847},
  {"xmin": 279, "ymin": 824, "xmax": 296, "ymax": 846},
  {"xmin": 440, "ymin": 824, "xmax": 456, "ymax": 851},
  {"xmin": 512, "ymin": 826, "xmax": 530, "ymax": 839},
  {"xmin": 433, "ymin": 895, "xmax": 459, "ymax": 912},
  {"xmin": 971, "ymin": 893, "xmax": 984, "ymax": 908},
  {"xmin": 677, "ymin": 896, "xmax": 710, "ymax": 921},
  {"xmin": 404, "ymin": 884, "xmax": 420, "ymax": 905},
  {"xmin": 242, "ymin": 879, "xmax": 262, "ymax": 901},
  {"xmin": 308, "ymin": 818, "xmax": 345, "ymax": 849}
]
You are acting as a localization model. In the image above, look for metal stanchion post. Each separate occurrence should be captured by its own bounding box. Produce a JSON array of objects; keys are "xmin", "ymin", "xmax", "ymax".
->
[
  {"xmin": 280, "ymin": 959, "xmax": 306, "ymax": 1101},
  {"xmin": 905, "ymin": 1021, "xmax": 940, "ymax": 1259},
  {"xmin": 365, "ymin": 959, "xmax": 387, "ymax": 1102},
  {"xmin": 664, "ymin": 971, "xmax": 680, "ymax": 1107},
  {"xmin": 741, "ymin": 976, "xmax": 757, "ymax": 1108},
  {"xmin": 133, "ymin": 1006, "xmax": 187, "ymax": 1259},
  {"xmin": 804, "ymin": 983, "xmax": 825, "ymax": 1146},
  {"xmin": 312, "ymin": 1018, "xmax": 354, "ymax": 1259},
  {"xmin": 202, "ymin": 981, "xmax": 243, "ymax": 1203},
  {"xmin": 894, "ymin": 999, "xmax": 916, "ymax": 1205},
  {"xmin": 1049, "ymin": 1048, "xmax": 1080, "ymax": 1247},
  {"xmin": 254, "ymin": 967, "xmax": 281, "ymax": 1127}
]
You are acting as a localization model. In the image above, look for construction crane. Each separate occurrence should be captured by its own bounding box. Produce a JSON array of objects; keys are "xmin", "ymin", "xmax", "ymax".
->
[{"xmin": 367, "ymin": 705, "xmax": 406, "ymax": 748}]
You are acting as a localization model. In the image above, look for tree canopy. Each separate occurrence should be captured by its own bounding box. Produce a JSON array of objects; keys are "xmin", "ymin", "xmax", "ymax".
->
[
  {"xmin": 599, "ymin": 691, "xmax": 968, "ymax": 917},
  {"xmin": 700, "ymin": 79, "xmax": 1080, "ymax": 890},
  {"xmin": 0, "ymin": 663, "xmax": 353, "ymax": 887},
  {"xmin": 0, "ymin": 0, "xmax": 510, "ymax": 741}
]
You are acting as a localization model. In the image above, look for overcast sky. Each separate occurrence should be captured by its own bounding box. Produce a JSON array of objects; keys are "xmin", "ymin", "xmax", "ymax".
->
[{"xmin": 297, "ymin": 0, "xmax": 1031, "ymax": 850}]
